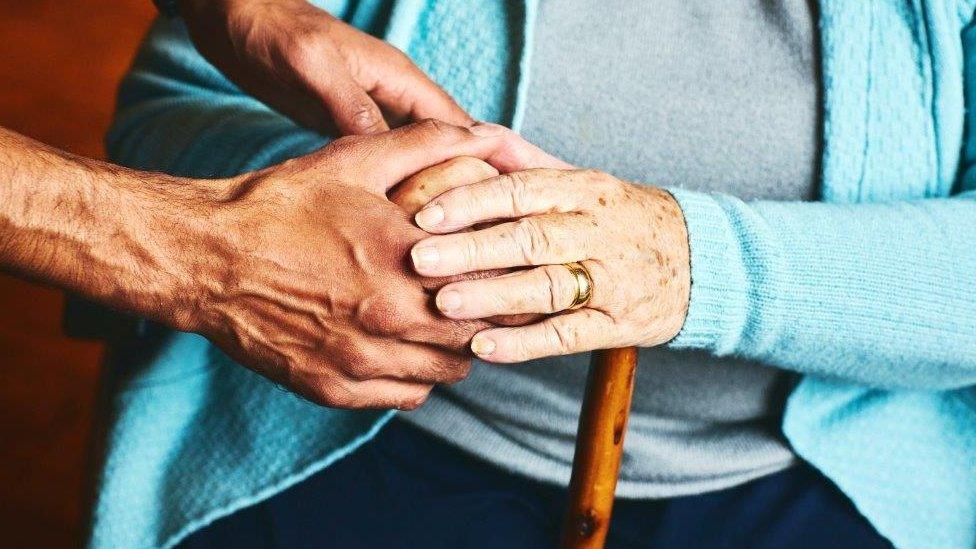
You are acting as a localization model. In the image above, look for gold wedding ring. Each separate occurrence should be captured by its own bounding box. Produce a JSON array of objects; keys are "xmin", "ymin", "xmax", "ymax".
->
[{"xmin": 563, "ymin": 262, "xmax": 593, "ymax": 310}]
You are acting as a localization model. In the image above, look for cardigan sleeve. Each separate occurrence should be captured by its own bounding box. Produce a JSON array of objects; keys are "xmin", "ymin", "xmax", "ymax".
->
[
  {"xmin": 666, "ymin": 187, "xmax": 976, "ymax": 390},
  {"xmin": 665, "ymin": 13, "xmax": 976, "ymax": 392},
  {"xmin": 666, "ymin": 10, "xmax": 976, "ymax": 390},
  {"xmin": 106, "ymin": 18, "xmax": 330, "ymax": 178}
]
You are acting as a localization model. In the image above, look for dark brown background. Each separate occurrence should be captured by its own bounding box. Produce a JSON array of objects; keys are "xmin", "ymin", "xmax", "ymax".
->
[{"xmin": 0, "ymin": 1, "xmax": 155, "ymax": 546}]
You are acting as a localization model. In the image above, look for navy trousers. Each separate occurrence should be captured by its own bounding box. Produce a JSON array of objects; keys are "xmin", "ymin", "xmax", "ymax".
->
[{"xmin": 180, "ymin": 420, "xmax": 890, "ymax": 548}]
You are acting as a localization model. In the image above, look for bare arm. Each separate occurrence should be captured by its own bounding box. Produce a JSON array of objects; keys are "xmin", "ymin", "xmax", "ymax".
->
[{"xmin": 0, "ymin": 126, "xmax": 220, "ymax": 330}]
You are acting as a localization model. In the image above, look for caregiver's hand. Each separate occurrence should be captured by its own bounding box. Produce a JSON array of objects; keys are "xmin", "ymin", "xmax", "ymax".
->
[
  {"xmin": 178, "ymin": 0, "xmax": 471, "ymax": 134},
  {"xmin": 180, "ymin": 121, "xmax": 518, "ymax": 409},
  {"xmin": 410, "ymin": 170, "xmax": 691, "ymax": 363}
]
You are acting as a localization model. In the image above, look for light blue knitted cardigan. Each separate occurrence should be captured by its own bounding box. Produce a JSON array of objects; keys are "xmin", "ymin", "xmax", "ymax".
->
[{"xmin": 92, "ymin": 1, "xmax": 976, "ymax": 547}]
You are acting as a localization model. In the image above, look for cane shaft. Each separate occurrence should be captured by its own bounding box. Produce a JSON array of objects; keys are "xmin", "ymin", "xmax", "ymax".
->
[{"xmin": 560, "ymin": 347, "xmax": 638, "ymax": 549}]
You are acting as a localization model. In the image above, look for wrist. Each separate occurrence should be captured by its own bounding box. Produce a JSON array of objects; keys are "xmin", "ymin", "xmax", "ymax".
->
[
  {"xmin": 115, "ymin": 171, "xmax": 243, "ymax": 333},
  {"xmin": 636, "ymin": 185, "xmax": 691, "ymax": 345},
  {"xmin": 65, "ymin": 163, "xmax": 241, "ymax": 333},
  {"xmin": 0, "ymin": 128, "xmax": 243, "ymax": 334},
  {"xmin": 658, "ymin": 187, "xmax": 691, "ymax": 338},
  {"xmin": 662, "ymin": 188, "xmax": 748, "ymax": 353}
]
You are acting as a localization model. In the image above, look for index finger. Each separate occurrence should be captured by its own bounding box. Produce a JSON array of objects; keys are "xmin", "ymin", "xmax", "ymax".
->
[
  {"xmin": 389, "ymin": 156, "xmax": 498, "ymax": 214},
  {"xmin": 330, "ymin": 120, "xmax": 527, "ymax": 194},
  {"xmin": 415, "ymin": 169, "xmax": 584, "ymax": 233}
]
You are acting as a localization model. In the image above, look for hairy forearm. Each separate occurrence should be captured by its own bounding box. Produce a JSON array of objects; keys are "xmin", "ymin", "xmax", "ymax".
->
[{"xmin": 0, "ymin": 127, "xmax": 230, "ymax": 330}]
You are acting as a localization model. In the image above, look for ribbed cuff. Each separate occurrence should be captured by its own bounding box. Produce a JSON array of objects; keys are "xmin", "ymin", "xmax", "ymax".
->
[{"xmin": 664, "ymin": 188, "xmax": 750, "ymax": 355}]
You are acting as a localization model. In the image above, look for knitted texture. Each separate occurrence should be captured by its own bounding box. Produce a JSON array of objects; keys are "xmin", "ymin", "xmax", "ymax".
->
[
  {"xmin": 405, "ymin": 0, "xmax": 521, "ymax": 123},
  {"xmin": 668, "ymin": 2, "xmax": 976, "ymax": 546},
  {"xmin": 94, "ymin": 1, "xmax": 976, "ymax": 547}
]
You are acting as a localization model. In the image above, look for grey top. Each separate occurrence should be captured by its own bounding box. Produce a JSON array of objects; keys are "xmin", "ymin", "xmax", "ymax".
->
[{"xmin": 402, "ymin": 0, "xmax": 821, "ymax": 497}]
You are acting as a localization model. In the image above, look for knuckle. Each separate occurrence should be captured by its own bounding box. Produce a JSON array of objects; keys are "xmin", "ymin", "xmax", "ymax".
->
[
  {"xmin": 345, "ymin": 100, "xmax": 384, "ymax": 133},
  {"xmin": 514, "ymin": 217, "xmax": 552, "ymax": 263},
  {"xmin": 514, "ymin": 332, "xmax": 539, "ymax": 361},
  {"xmin": 414, "ymin": 117, "xmax": 443, "ymax": 133},
  {"xmin": 460, "ymin": 233, "xmax": 485, "ymax": 269},
  {"xmin": 578, "ymin": 168, "xmax": 616, "ymax": 191},
  {"xmin": 412, "ymin": 118, "xmax": 465, "ymax": 142},
  {"xmin": 325, "ymin": 134, "xmax": 366, "ymax": 156},
  {"xmin": 388, "ymin": 47, "xmax": 415, "ymax": 67},
  {"xmin": 451, "ymin": 187, "xmax": 482, "ymax": 218},
  {"xmin": 503, "ymin": 172, "xmax": 534, "ymax": 216},
  {"xmin": 287, "ymin": 31, "xmax": 332, "ymax": 69},
  {"xmin": 389, "ymin": 49, "xmax": 427, "ymax": 80},
  {"xmin": 357, "ymin": 294, "xmax": 406, "ymax": 336},
  {"xmin": 396, "ymin": 386, "xmax": 432, "ymax": 411},
  {"xmin": 309, "ymin": 376, "xmax": 358, "ymax": 408},
  {"xmin": 540, "ymin": 266, "xmax": 570, "ymax": 312},
  {"xmin": 548, "ymin": 320, "xmax": 579, "ymax": 354}
]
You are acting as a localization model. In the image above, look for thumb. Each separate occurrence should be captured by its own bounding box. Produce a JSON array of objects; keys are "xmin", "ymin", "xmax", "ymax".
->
[
  {"xmin": 302, "ymin": 62, "xmax": 390, "ymax": 136},
  {"xmin": 343, "ymin": 120, "xmax": 528, "ymax": 194},
  {"xmin": 350, "ymin": 34, "xmax": 474, "ymax": 128},
  {"xmin": 370, "ymin": 64, "xmax": 475, "ymax": 128}
]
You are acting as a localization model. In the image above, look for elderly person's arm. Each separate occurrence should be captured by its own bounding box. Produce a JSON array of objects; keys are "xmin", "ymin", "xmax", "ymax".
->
[{"xmin": 410, "ymin": 158, "xmax": 976, "ymax": 392}]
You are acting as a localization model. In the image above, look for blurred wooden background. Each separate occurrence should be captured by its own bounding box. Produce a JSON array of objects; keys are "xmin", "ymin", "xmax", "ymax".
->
[{"xmin": 0, "ymin": 1, "xmax": 155, "ymax": 546}]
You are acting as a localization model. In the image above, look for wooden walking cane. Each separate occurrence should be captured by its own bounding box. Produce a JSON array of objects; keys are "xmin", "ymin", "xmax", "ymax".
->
[{"xmin": 560, "ymin": 346, "xmax": 638, "ymax": 549}]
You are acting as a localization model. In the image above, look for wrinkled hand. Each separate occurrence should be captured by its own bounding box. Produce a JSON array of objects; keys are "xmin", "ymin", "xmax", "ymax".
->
[
  {"xmin": 178, "ymin": 0, "xmax": 471, "ymax": 134},
  {"xmin": 409, "ymin": 168, "xmax": 691, "ymax": 363},
  {"xmin": 182, "ymin": 121, "xmax": 522, "ymax": 409},
  {"xmin": 390, "ymin": 127, "xmax": 571, "ymax": 327}
]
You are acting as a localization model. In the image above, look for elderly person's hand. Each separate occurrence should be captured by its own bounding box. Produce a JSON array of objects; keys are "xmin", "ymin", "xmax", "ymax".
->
[
  {"xmin": 409, "ymin": 168, "xmax": 692, "ymax": 363},
  {"xmin": 178, "ymin": 0, "xmax": 471, "ymax": 134}
]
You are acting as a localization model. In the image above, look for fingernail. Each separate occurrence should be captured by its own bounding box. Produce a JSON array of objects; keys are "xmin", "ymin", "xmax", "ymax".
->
[
  {"xmin": 436, "ymin": 290, "xmax": 462, "ymax": 314},
  {"xmin": 471, "ymin": 334, "xmax": 496, "ymax": 357},
  {"xmin": 469, "ymin": 122, "xmax": 506, "ymax": 137},
  {"xmin": 415, "ymin": 204, "xmax": 444, "ymax": 229},
  {"xmin": 411, "ymin": 246, "xmax": 439, "ymax": 270}
]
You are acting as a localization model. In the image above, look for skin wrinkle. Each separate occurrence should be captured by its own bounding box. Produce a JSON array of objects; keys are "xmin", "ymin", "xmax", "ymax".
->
[
  {"xmin": 411, "ymin": 160, "xmax": 691, "ymax": 363},
  {"xmin": 180, "ymin": 0, "xmax": 471, "ymax": 135}
]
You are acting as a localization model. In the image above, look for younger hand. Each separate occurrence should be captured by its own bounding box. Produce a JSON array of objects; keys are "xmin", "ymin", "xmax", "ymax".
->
[
  {"xmin": 177, "ymin": 121, "xmax": 519, "ymax": 409},
  {"xmin": 178, "ymin": 0, "xmax": 472, "ymax": 134}
]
